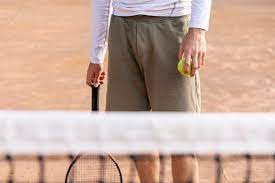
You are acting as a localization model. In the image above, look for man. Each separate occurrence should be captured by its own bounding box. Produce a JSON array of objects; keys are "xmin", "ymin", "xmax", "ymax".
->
[{"xmin": 86, "ymin": 0, "xmax": 211, "ymax": 182}]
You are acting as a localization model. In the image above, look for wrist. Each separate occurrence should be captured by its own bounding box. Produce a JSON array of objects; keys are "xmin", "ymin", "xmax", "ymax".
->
[{"xmin": 188, "ymin": 28, "xmax": 206, "ymax": 36}]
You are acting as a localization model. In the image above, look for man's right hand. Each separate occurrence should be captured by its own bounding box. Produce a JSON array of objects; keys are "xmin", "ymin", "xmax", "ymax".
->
[{"xmin": 86, "ymin": 62, "xmax": 106, "ymax": 87}]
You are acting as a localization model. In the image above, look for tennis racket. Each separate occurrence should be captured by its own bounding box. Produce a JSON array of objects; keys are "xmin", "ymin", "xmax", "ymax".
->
[{"xmin": 65, "ymin": 85, "xmax": 123, "ymax": 183}]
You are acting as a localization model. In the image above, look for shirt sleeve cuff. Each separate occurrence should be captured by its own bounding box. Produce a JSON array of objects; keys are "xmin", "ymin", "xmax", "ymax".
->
[
  {"xmin": 90, "ymin": 44, "xmax": 108, "ymax": 64},
  {"xmin": 189, "ymin": 0, "xmax": 212, "ymax": 31},
  {"xmin": 189, "ymin": 20, "xmax": 209, "ymax": 31}
]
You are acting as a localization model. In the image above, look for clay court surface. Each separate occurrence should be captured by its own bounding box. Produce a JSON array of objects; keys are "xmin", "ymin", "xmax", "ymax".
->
[
  {"xmin": 0, "ymin": 0, "xmax": 274, "ymax": 111},
  {"xmin": 0, "ymin": 0, "xmax": 275, "ymax": 182}
]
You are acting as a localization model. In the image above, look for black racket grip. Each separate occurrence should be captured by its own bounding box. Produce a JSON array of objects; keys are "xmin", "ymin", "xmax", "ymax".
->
[{"xmin": 91, "ymin": 86, "xmax": 99, "ymax": 111}]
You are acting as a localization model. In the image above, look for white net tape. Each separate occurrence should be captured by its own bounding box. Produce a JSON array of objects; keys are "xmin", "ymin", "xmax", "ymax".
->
[{"xmin": 0, "ymin": 111, "xmax": 274, "ymax": 155}]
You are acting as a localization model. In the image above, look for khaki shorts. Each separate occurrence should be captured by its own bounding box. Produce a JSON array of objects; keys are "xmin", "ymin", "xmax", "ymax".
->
[{"xmin": 106, "ymin": 15, "xmax": 201, "ymax": 112}]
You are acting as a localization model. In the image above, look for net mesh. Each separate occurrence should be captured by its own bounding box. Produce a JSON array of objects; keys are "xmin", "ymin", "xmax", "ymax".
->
[{"xmin": 0, "ymin": 111, "xmax": 274, "ymax": 183}]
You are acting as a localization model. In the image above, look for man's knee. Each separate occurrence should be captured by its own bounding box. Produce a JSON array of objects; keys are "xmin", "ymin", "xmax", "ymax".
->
[
  {"xmin": 134, "ymin": 154, "xmax": 160, "ymax": 183},
  {"xmin": 172, "ymin": 155, "xmax": 199, "ymax": 183}
]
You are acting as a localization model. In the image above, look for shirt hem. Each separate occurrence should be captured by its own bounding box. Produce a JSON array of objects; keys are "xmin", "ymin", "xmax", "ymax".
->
[{"xmin": 113, "ymin": 9, "xmax": 191, "ymax": 17}]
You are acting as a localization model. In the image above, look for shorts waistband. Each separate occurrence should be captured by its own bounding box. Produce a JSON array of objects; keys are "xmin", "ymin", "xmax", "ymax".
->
[{"xmin": 112, "ymin": 15, "xmax": 189, "ymax": 23}]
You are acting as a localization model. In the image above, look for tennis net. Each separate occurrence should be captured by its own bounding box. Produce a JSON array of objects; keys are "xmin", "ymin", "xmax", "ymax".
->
[{"xmin": 0, "ymin": 111, "xmax": 274, "ymax": 183}]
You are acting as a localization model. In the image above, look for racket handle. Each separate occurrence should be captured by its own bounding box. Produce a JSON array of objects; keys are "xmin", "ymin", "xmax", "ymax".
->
[{"xmin": 91, "ymin": 85, "xmax": 99, "ymax": 111}]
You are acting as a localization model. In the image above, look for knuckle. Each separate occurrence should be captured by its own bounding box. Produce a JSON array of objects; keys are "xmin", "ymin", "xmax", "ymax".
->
[
  {"xmin": 183, "ymin": 47, "xmax": 191, "ymax": 53},
  {"xmin": 185, "ymin": 52, "xmax": 192, "ymax": 58},
  {"xmin": 192, "ymin": 50, "xmax": 198, "ymax": 56}
]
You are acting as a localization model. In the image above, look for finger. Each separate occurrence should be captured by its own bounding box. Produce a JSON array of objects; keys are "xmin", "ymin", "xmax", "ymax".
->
[
  {"xmin": 86, "ymin": 73, "xmax": 93, "ymax": 87},
  {"xmin": 99, "ymin": 75, "xmax": 105, "ymax": 80},
  {"xmin": 197, "ymin": 51, "xmax": 203, "ymax": 69},
  {"xmin": 94, "ymin": 71, "xmax": 100, "ymax": 86},
  {"xmin": 86, "ymin": 80, "xmax": 90, "ymax": 86},
  {"xmin": 191, "ymin": 54, "xmax": 198, "ymax": 77},
  {"xmin": 90, "ymin": 72, "xmax": 96, "ymax": 86},
  {"xmin": 99, "ymin": 77, "xmax": 105, "ymax": 83},
  {"xmin": 99, "ymin": 71, "xmax": 106, "ymax": 81},
  {"xmin": 86, "ymin": 79, "xmax": 93, "ymax": 87},
  {"xmin": 178, "ymin": 43, "xmax": 184, "ymax": 60},
  {"xmin": 184, "ymin": 52, "xmax": 192, "ymax": 74},
  {"xmin": 202, "ymin": 52, "xmax": 206, "ymax": 66}
]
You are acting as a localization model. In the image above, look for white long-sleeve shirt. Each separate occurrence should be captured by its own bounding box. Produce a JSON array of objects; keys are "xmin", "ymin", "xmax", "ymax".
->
[{"xmin": 91, "ymin": 0, "xmax": 212, "ymax": 64}]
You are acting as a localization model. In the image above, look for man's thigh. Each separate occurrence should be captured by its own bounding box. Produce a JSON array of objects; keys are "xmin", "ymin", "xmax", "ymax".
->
[
  {"xmin": 106, "ymin": 16, "xmax": 150, "ymax": 111},
  {"xmin": 106, "ymin": 15, "xmax": 201, "ymax": 112},
  {"xmin": 139, "ymin": 16, "xmax": 201, "ymax": 112}
]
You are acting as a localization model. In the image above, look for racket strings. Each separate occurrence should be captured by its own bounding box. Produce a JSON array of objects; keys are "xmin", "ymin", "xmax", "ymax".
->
[{"xmin": 66, "ymin": 154, "xmax": 122, "ymax": 183}]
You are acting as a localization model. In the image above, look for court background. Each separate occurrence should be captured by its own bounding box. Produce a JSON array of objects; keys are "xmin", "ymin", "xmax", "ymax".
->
[
  {"xmin": 0, "ymin": 0, "xmax": 274, "ymax": 111},
  {"xmin": 0, "ymin": 0, "xmax": 275, "ymax": 182}
]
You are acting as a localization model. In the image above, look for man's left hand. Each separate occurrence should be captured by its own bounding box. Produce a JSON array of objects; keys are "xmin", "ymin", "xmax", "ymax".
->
[{"xmin": 178, "ymin": 28, "xmax": 206, "ymax": 76}]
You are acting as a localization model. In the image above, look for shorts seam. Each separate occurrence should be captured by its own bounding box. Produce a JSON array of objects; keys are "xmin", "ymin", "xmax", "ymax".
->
[{"xmin": 194, "ymin": 73, "xmax": 201, "ymax": 113}]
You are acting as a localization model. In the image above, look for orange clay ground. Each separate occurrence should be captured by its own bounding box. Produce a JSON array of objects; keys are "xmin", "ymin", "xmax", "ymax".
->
[
  {"xmin": 0, "ymin": 0, "xmax": 274, "ymax": 111},
  {"xmin": 0, "ymin": 0, "xmax": 274, "ymax": 182}
]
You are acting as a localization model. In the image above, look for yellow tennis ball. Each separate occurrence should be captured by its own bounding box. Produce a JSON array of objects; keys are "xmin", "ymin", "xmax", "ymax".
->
[{"xmin": 177, "ymin": 57, "xmax": 192, "ymax": 77}]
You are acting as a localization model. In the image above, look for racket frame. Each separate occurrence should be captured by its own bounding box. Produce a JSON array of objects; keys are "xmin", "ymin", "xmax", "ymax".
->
[{"xmin": 65, "ymin": 85, "xmax": 123, "ymax": 183}]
